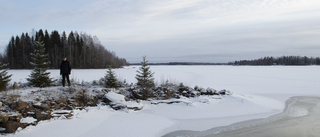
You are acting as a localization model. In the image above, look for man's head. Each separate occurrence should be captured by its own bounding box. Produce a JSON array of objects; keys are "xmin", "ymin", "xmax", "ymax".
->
[{"xmin": 63, "ymin": 58, "xmax": 67, "ymax": 61}]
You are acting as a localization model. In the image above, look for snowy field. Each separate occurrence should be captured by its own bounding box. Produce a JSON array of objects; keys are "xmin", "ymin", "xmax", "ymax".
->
[{"xmin": 5, "ymin": 65, "xmax": 320, "ymax": 137}]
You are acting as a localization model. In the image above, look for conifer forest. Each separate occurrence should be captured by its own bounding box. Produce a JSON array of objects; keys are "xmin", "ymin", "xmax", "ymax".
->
[{"xmin": 0, "ymin": 29, "xmax": 128, "ymax": 69}]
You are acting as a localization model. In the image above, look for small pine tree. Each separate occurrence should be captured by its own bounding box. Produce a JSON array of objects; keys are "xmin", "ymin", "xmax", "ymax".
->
[
  {"xmin": 0, "ymin": 63, "xmax": 12, "ymax": 91},
  {"xmin": 104, "ymin": 67, "xmax": 118, "ymax": 88},
  {"xmin": 27, "ymin": 38, "xmax": 53, "ymax": 87},
  {"xmin": 136, "ymin": 56, "xmax": 155, "ymax": 99}
]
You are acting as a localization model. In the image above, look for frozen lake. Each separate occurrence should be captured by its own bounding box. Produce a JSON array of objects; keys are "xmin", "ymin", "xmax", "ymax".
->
[
  {"xmin": 164, "ymin": 96, "xmax": 320, "ymax": 137},
  {"xmin": 9, "ymin": 65, "xmax": 320, "ymax": 99}
]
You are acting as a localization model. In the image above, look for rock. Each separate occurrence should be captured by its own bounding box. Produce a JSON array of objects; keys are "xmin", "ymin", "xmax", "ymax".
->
[
  {"xmin": 87, "ymin": 98, "xmax": 99, "ymax": 106},
  {"xmin": 53, "ymin": 104, "xmax": 61, "ymax": 110},
  {"xmin": 51, "ymin": 110, "xmax": 73, "ymax": 118},
  {"xmin": 181, "ymin": 90, "xmax": 190, "ymax": 97},
  {"xmin": 110, "ymin": 104, "xmax": 127, "ymax": 110},
  {"xmin": 151, "ymin": 100, "xmax": 191, "ymax": 105},
  {"xmin": 0, "ymin": 112, "xmax": 9, "ymax": 123},
  {"xmin": 65, "ymin": 105, "xmax": 74, "ymax": 110},
  {"xmin": 65, "ymin": 113, "xmax": 73, "ymax": 118},
  {"xmin": 217, "ymin": 89, "xmax": 227, "ymax": 95},
  {"xmin": 23, "ymin": 106, "xmax": 36, "ymax": 117},
  {"xmin": 127, "ymin": 106, "xmax": 143, "ymax": 111},
  {"xmin": 194, "ymin": 85, "xmax": 199, "ymax": 90},
  {"xmin": 0, "ymin": 121, "xmax": 26, "ymax": 133},
  {"xmin": 13, "ymin": 82, "xmax": 19, "ymax": 89},
  {"xmin": 33, "ymin": 103, "xmax": 50, "ymax": 111},
  {"xmin": 8, "ymin": 101, "xmax": 29, "ymax": 112},
  {"xmin": 103, "ymin": 92, "xmax": 127, "ymax": 104},
  {"xmin": 35, "ymin": 98, "xmax": 41, "ymax": 102},
  {"xmin": 67, "ymin": 99, "xmax": 76, "ymax": 104},
  {"xmin": 35, "ymin": 110, "xmax": 51, "ymax": 121},
  {"xmin": 15, "ymin": 101, "xmax": 29, "ymax": 111},
  {"xmin": 190, "ymin": 91, "xmax": 198, "ymax": 97},
  {"xmin": 8, "ymin": 114, "xmax": 22, "ymax": 122},
  {"xmin": 124, "ymin": 97, "xmax": 130, "ymax": 101},
  {"xmin": 206, "ymin": 87, "xmax": 216, "ymax": 95},
  {"xmin": 103, "ymin": 92, "xmax": 130, "ymax": 110},
  {"xmin": 200, "ymin": 88, "xmax": 207, "ymax": 95},
  {"xmin": 56, "ymin": 99, "xmax": 68, "ymax": 106}
]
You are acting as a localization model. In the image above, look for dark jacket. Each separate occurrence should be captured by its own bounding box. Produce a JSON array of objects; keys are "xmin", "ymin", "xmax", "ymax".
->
[{"xmin": 60, "ymin": 60, "xmax": 71, "ymax": 75}]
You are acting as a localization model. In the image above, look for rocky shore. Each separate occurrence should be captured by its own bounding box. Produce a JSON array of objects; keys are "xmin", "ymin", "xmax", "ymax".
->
[{"xmin": 0, "ymin": 85, "xmax": 231, "ymax": 134}]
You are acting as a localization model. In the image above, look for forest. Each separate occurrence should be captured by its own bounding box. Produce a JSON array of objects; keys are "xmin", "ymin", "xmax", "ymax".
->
[
  {"xmin": 234, "ymin": 56, "xmax": 320, "ymax": 65},
  {"xmin": 0, "ymin": 29, "xmax": 128, "ymax": 69}
]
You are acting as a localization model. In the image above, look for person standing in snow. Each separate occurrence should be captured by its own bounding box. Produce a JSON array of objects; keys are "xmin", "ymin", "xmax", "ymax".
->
[{"xmin": 60, "ymin": 57, "xmax": 71, "ymax": 87}]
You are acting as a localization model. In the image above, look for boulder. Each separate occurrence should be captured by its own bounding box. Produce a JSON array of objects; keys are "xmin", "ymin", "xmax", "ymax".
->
[
  {"xmin": 64, "ymin": 105, "xmax": 74, "ymax": 110},
  {"xmin": 200, "ymin": 88, "xmax": 207, "ymax": 95},
  {"xmin": 194, "ymin": 85, "xmax": 199, "ymax": 90},
  {"xmin": 15, "ymin": 101, "xmax": 29, "ymax": 111},
  {"xmin": 103, "ymin": 92, "xmax": 143, "ymax": 110},
  {"xmin": 0, "ymin": 112, "xmax": 9, "ymax": 123},
  {"xmin": 206, "ymin": 87, "xmax": 216, "ymax": 95},
  {"xmin": 190, "ymin": 91, "xmax": 200, "ymax": 97},
  {"xmin": 0, "ymin": 121, "xmax": 26, "ymax": 133},
  {"xmin": 34, "ymin": 110, "xmax": 51, "ymax": 121},
  {"xmin": 8, "ymin": 115, "xmax": 22, "ymax": 122},
  {"xmin": 23, "ymin": 106, "xmax": 36, "ymax": 117},
  {"xmin": 33, "ymin": 102, "xmax": 50, "ymax": 111},
  {"xmin": 13, "ymin": 82, "xmax": 19, "ymax": 89},
  {"xmin": 8, "ymin": 101, "xmax": 29, "ymax": 112},
  {"xmin": 217, "ymin": 89, "xmax": 228, "ymax": 95},
  {"xmin": 181, "ymin": 90, "xmax": 188, "ymax": 97},
  {"xmin": 104, "ymin": 92, "xmax": 126, "ymax": 104}
]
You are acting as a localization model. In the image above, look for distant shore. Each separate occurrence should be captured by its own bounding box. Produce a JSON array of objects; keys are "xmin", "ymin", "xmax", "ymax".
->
[
  {"xmin": 129, "ymin": 62, "xmax": 320, "ymax": 66},
  {"xmin": 129, "ymin": 62, "xmax": 230, "ymax": 65},
  {"xmin": 163, "ymin": 96, "xmax": 320, "ymax": 137}
]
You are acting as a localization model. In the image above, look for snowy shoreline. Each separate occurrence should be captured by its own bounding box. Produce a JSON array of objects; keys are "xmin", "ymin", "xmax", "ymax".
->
[
  {"xmin": 4, "ymin": 66, "xmax": 320, "ymax": 137},
  {"xmin": 3, "ymin": 92, "xmax": 284, "ymax": 137}
]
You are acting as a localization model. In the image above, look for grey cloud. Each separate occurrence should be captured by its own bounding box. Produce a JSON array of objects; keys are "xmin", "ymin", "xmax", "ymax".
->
[{"xmin": 1, "ymin": 0, "xmax": 320, "ymax": 63}]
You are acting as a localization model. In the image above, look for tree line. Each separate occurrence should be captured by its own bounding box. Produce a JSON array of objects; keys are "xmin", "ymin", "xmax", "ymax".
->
[
  {"xmin": 1, "ymin": 29, "xmax": 128, "ymax": 69},
  {"xmin": 234, "ymin": 56, "xmax": 320, "ymax": 65}
]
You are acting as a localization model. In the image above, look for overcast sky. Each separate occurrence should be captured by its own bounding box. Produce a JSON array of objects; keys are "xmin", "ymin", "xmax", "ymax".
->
[{"xmin": 1, "ymin": 0, "xmax": 320, "ymax": 63}]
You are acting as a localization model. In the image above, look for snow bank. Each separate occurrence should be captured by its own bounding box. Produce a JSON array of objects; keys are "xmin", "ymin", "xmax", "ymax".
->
[
  {"xmin": 20, "ymin": 117, "xmax": 37, "ymax": 124},
  {"xmin": 104, "ymin": 91, "xmax": 143, "ymax": 110}
]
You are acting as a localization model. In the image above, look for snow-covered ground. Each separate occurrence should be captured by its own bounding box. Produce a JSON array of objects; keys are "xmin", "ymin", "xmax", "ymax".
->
[{"xmin": 5, "ymin": 65, "xmax": 320, "ymax": 137}]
